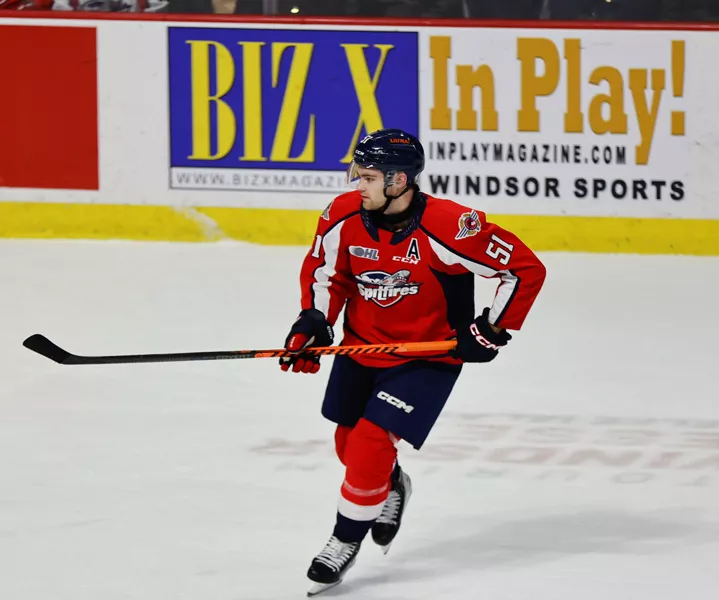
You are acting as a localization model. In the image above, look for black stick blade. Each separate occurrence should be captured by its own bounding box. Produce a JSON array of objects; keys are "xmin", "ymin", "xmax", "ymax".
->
[
  {"xmin": 21, "ymin": 334, "xmax": 265, "ymax": 365},
  {"xmin": 23, "ymin": 334, "xmax": 75, "ymax": 365}
]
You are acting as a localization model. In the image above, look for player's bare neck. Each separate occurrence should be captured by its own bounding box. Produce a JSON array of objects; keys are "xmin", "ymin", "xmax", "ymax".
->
[{"xmin": 384, "ymin": 188, "xmax": 415, "ymax": 217}]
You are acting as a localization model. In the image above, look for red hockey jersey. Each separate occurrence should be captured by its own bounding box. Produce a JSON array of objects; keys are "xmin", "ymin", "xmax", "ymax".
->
[{"xmin": 299, "ymin": 190, "xmax": 546, "ymax": 367}]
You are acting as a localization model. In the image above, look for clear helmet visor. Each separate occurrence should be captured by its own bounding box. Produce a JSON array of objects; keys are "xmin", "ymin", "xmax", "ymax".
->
[{"xmin": 345, "ymin": 161, "xmax": 366, "ymax": 189}]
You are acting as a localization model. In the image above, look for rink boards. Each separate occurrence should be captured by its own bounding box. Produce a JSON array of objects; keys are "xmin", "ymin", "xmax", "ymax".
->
[{"xmin": 0, "ymin": 14, "xmax": 718, "ymax": 254}]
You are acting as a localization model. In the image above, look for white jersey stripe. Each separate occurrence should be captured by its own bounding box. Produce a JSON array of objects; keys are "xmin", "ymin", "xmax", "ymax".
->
[
  {"xmin": 428, "ymin": 237, "xmax": 497, "ymax": 277},
  {"xmin": 428, "ymin": 237, "xmax": 519, "ymax": 326},
  {"xmin": 490, "ymin": 271, "xmax": 519, "ymax": 324},
  {"xmin": 312, "ymin": 221, "xmax": 344, "ymax": 317}
]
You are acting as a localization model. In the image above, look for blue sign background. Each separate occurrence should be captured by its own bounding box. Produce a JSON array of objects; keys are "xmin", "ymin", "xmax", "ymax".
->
[{"xmin": 168, "ymin": 28, "xmax": 419, "ymax": 171}]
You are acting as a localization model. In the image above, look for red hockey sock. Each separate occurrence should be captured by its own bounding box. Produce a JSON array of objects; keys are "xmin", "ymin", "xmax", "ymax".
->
[
  {"xmin": 334, "ymin": 424, "xmax": 352, "ymax": 465},
  {"xmin": 337, "ymin": 418, "xmax": 397, "ymax": 522}
]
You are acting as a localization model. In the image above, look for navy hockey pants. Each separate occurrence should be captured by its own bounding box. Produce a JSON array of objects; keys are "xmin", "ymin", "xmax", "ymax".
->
[{"xmin": 321, "ymin": 355, "xmax": 462, "ymax": 450}]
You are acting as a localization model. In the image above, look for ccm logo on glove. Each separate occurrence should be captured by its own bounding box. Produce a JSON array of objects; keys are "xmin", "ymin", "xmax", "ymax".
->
[
  {"xmin": 451, "ymin": 307, "xmax": 512, "ymax": 364},
  {"xmin": 469, "ymin": 324, "xmax": 504, "ymax": 351}
]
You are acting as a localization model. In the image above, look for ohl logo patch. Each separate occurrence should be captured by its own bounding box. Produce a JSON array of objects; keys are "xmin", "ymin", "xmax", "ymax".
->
[{"xmin": 355, "ymin": 270, "xmax": 421, "ymax": 308}]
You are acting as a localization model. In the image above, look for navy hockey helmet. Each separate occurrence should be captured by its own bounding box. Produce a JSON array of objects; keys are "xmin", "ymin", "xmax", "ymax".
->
[{"xmin": 347, "ymin": 129, "xmax": 425, "ymax": 191}]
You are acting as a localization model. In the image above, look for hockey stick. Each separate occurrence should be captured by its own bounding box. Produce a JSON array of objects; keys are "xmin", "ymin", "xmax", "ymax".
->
[{"xmin": 22, "ymin": 334, "xmax": 457, "ymax": 366}]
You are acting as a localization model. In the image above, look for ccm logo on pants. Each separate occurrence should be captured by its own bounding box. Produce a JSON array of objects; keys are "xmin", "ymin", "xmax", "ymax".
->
[{"xmin": 377, "ymin": 391, "xmax": 415, "ymax": 414}]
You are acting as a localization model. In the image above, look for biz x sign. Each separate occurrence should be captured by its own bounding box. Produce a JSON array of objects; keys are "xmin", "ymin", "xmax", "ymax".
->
[{"xmin": 168, "ymin": 27, "xmax": 419, "ymax": 193}]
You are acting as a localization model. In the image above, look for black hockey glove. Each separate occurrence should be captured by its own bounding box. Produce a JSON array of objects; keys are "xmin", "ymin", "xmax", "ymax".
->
[
  {"xmin": 279, "ymin": 308, "xmax": 334, "ymax": 374},
  {"xmin": 451, "ymin": 307, "xmax": 512, "ymax": 364}
]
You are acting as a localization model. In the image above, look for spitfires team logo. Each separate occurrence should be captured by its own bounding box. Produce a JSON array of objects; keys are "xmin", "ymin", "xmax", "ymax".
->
[
  {"xmin": 455, "ymin": 210, "xmax": 481, "ymax": 240},
  {"xmin": 356, "ymin": 270, "xmax": 421, "ymax": 308}
]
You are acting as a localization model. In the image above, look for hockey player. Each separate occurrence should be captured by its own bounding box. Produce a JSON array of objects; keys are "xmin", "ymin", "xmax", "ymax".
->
[{"xmin": 279, "ymin": 129, "xmax": 546, "ymax": 596}]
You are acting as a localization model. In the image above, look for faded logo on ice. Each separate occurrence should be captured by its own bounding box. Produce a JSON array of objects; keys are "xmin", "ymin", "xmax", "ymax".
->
[
  {"xmin": 250, "ymin": 413, "xmax": 719, "ymax": 490},
  {"xmin": 355, "ymin": 269, "xmax": 421, "ymax": 308}
]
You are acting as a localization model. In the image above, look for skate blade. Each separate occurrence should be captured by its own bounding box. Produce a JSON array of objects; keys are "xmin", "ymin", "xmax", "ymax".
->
[
  {"xmin": 379, "ymin": 541, "xmax": 393, "ymax": 555},
  {"xmin": 306, "ymin": 557, "xmax": 356, "ymax": 596},
  {"xmin": 307, "ymin": 580, "xmax": 342, "ymax": 597}
]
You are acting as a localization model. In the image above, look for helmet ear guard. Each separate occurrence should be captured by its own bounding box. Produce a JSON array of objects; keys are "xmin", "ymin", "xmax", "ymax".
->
[{"xmin": 381, "ymin": 170, "xmax": 411, "ymax": 201}]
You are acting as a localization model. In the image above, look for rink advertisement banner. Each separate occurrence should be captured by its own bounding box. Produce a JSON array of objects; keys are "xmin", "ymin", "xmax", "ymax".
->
[
  {"xmin": 419, "ymin": 31, "xmax": 690, "ymax": 215},
  {"xmin": 167, "ymin": 27, "xmax": 419, "ymax": 193},
  {"xmin": 0, "ymin": 15, "xmax": 718, "ymax": 254}
]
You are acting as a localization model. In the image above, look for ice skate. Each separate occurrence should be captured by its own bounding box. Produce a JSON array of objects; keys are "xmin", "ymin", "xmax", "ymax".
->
[
  {"xmin": 372, "ymin": 465, "xmax": 412, "ymax": 554},
  {"xmin": 306, "ymin": 535, "xmax": 361, "ymax": 597}
]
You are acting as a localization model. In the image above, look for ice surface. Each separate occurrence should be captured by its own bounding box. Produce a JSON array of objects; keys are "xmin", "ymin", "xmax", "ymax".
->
[{"xmin": 1, "ymin": 239, "xmax": 718, "ymax": 600}]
